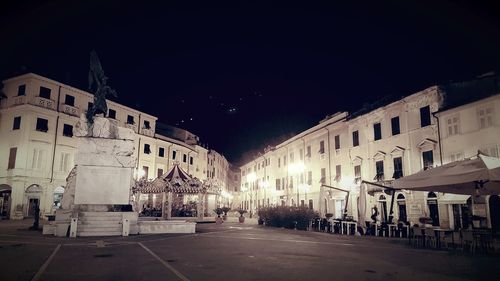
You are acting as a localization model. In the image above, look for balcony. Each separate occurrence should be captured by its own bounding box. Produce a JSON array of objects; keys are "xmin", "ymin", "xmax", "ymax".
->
[
  {"xmin": 31, "ymin": 96, "xmax": 56, "ymax": 111},
  {"xmin": 9, "ymin": 95, "xmax": 27, "ymax": 107},
  {"xmin": 60, "ymin": 103, "xmax": 80, "ymax": 117},
  {"xmin": 125, "ymin": 123, "xmax": 136, "ymax": 131},
  {"xmin": 141, "ymin": 127, "xmax": 154, "ymax": 137}
]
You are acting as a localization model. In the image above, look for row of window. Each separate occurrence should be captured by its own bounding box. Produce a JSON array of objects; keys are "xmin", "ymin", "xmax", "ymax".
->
[
  {"xmin": 243, "ymin": 151, "xmax": 434, "ymax": 190},
  {"xmin": 143, "ymin": 144, "xmax": 194, "ymax": 164},
  {"xmin": 17, "ymin": 84, "xmax": 153, "ymax": 129},
  {"xmin": 7, "ymin": 147, "xmax": 72, "ymax": 172},
  {"xmin": 445, "ymin": 107, "xmax": 494, "ymax": 137},
  {"xmin": 244, "ymin": 106, "xmax": 433, "ymax": 175},
  {"xmin": 12, "ymin": 116, "xmax": 74, "ymax": 137}
]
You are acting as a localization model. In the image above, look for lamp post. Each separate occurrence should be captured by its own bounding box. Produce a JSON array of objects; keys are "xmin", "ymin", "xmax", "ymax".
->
[{"xmin": 246, "ymin": 172, "xmax": 257, "ymax": 217}]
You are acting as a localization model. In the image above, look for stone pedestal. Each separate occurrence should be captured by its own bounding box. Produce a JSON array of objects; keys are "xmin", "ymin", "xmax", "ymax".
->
[{"xmin": 47, "ymin": 114, "xmax": 137, "ymax": 237}]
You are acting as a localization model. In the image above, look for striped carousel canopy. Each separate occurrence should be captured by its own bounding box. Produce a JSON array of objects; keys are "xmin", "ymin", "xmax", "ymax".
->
[
  {"xmin": 134, "ymin": 163, "xmax": 221, "ymax": 195},
  {"xmin": 151, "ymin": 163, "xmax": 205, "ymax": 194}
]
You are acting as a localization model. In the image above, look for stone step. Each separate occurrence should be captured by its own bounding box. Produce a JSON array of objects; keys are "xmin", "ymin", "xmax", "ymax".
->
[
  {"xmin": 79, "ymin": 212, "xmax": 123, "ymax": 217},
  {"xmin": 78, "ymin": 231, "xmax": 123, "ymax": 237},
  {"xmin": 78, "ymin": 221, "xmax": 122, "ymax": 227},
  {"xmin": 78, "ymin": 225, "xmax": 121, "ymax": 232},
  {"xmin": 78, "ymin": 216, "xmax": 123, "ymax": 222}
]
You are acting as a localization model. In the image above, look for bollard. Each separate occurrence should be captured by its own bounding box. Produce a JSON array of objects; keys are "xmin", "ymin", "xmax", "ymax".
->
[{"xmin": 70, "ymin": 218, "xmax": 78, "ymax": 238}]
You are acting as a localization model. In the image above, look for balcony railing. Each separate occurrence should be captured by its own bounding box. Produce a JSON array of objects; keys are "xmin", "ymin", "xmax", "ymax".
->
[
  {"xmin": 60, "ymin": 103, "xmax": 80, "ymax": 117},
  {"xmin": 125, "ymin": 123, "xmax": 136, "ymax": 131},
  {"xmin": 141, "ymin": 127, "xmax": 154, "ymax": 137},
  {"xmin": 9, "ymin": 95, "xmax": 27, "ymax": 107},
  {"xmin": 31, "ymin": 96, "xmax": 56, "ymax": 110}
]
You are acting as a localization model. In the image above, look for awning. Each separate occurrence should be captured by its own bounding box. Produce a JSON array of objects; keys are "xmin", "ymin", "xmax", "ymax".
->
[{"xmin": 438, "ymin": 193, "xmax": 470, "ymax": 205}]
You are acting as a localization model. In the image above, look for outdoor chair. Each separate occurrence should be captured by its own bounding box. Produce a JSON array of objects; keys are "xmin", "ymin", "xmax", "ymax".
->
[
  {"xmin": 424, "ymin": 228, "xmax": 437, "ymax": 248},
  {"xmin": 411, "ymin": 226, "xmax": 424, "ymax": 248},
  {"xmin": 442, "ymin": 231, "xmax": 461, "ymax": 252},
  {"xmin": 461, "ymin": 230, "xmax": 477, "ymax": 254}
]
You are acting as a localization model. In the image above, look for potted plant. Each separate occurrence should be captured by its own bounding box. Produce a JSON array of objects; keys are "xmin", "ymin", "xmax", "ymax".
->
[
  {"xmin": 214, "ymin": 207, "xmax": 224, "ymax": 224},
  {"xmin": 221, "ymin": 207, "xmax": 231, "ymax": 221},
  {"xmin": 237, "ymin": 209, "xmax": 247, "ymax": 223}
]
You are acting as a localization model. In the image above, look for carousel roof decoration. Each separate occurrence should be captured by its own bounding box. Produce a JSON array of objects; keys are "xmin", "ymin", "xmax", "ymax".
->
[
  {"xmin": 134, "ymin": 163, "xmax": 221, "ymax": 194},
  {"xmin": 156, "ymin": 163, "xmax": 213, "ymax": 194},
  {"xmin": 133, "ymin": 177, "xmax": 164, "ymax": 194}
]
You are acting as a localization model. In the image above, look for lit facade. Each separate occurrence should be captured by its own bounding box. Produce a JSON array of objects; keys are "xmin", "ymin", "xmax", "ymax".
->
[
  {"xmin": 0, "ymin": 73, "xmax": 227, "ymax": 219},
  {"xmin": 239, "ymin": 83, "xmax": 500, "ymax": 230}
]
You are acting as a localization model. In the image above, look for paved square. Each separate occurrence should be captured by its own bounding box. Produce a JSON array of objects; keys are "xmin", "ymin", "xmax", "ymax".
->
[{"xmin": 0, "ymin": 220, "xmax": 498, "ymax": 281}]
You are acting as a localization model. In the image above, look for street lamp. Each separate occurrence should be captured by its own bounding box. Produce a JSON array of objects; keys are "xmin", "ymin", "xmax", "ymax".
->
[{"xmin": 246, "ymin": 172, "xmax": 257, "ymax": 216}]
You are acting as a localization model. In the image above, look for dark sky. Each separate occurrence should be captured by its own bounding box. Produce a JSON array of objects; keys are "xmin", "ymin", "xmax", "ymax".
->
[{"xmin": 2, "ymin": 1, "xmax": 500, "ymax": 165}]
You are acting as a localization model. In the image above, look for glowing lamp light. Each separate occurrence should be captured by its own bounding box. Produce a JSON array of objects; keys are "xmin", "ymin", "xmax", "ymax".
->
[
  {"xmin": 137, "ymin": 169, "xmax": 146, "ymax": 178},
  {"xmin": 247, "ymin": 172, "xmax": 257, "ymax": 183},
  {"xmin": 298, "ymin": 183, "xmax": 310, "ymax": 192},
  {"xmin": 288, "ymin": 162, "xmax": 306, "ymax": 174},
  {"xmin": 259, "ymin": 180, "xmax": 270, "ymax": 189}
]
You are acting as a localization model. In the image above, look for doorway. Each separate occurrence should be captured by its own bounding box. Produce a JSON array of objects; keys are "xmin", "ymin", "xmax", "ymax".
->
[
  {"xmin": 27, "ymin": 198, "xmax": 39, "ymax": 217},
  {"xmin": 427, "ymin": 192, "xmax": 440, "ymax": 226},
  {"xmin": 489, "ymin": 195, "xmax": 500, "ymax": 233}
]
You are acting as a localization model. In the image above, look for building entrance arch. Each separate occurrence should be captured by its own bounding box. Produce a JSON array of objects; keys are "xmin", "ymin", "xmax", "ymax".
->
[
  {"xmin": 0, "ymin": 184, "xmax": 12, "ymax": 218},
  {"xmin": 25, "ymin": 184, "xmax": 42, "ymax": 217}
]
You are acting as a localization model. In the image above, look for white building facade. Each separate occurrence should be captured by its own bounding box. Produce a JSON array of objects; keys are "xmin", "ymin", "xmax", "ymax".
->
[
  {"xmin": 239, "ymin": 81, "xmax": 500, "ymax": 230},
  {"xmin": 0, "ymin": 73, "xmax": 229, "ymax": 220}
]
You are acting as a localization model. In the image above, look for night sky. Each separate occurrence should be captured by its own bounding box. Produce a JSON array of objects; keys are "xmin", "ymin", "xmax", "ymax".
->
[{"xmin": 2, "ymin": 1, "xmax": 500, "ymax": 165}]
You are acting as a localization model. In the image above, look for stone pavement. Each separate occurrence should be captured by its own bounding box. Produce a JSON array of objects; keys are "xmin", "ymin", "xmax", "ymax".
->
[{"xmin": 0, "ymin": 219, "xmax": 498, "ymax": 281}]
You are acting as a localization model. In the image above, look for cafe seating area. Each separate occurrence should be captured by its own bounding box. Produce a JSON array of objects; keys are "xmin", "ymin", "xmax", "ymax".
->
[
  {"xmin": 409, "ymin": 226, "xmax": 498, "ymax": 255},
  {"xmin": 310, "ymin": 217, "xmax": 498, "ymax": 255}
]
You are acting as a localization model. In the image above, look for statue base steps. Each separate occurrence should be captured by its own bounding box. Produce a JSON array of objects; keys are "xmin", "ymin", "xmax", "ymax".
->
[{"xmin": 138, "ymin": 220, "xmax": 196, "ymax": 234}]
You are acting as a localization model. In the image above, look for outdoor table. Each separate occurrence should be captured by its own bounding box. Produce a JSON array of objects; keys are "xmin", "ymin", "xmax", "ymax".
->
[
  {"xmin": 387, "ymin": 224, "xmax": 397, "ymax": 237},
  {"xmin": 332, "ymin": 220, "xmax": 341, "ymax": 234},
  {"xmin": 341, "ymin": 221, "xmax": 357, "ymax": 235},
  {"xmin": 375, "ymin": 224, "xmax": 386, "ymax": 237},
  {"xmin": 395, "ymin": 225, "xmax": 410, "ymax": 238}
]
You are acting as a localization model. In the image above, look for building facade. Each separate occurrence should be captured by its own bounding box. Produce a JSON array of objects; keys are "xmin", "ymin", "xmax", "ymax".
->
[
  {"xmin": 239, "ymin": 79, "xmax": 500, "ymax": 230},
  {"xmin": 0, "ymin": 73, "xmax": 229, "ymax": 220}
]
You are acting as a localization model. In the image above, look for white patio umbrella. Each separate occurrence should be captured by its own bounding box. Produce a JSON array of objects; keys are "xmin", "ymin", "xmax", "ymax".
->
[
  {"xmin": 357, "ymin": 183, "xmax": 368, "ymax": 233},
  {"xmin": 392, "ymin": 154, "xmax": 500, "ymax": 195}
]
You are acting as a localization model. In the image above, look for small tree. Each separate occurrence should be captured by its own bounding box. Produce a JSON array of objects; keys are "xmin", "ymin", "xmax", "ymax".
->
[
  {"xmin": 214, "ymin": 207, "xmax": 223, "ymax": 218},
  {"xmin": 237, "ymin": 209, "xmax": 247, "ymax": 217},
  {"xmin": 221, "ymin": 207, "xmax": 231, "ymax": 216}
]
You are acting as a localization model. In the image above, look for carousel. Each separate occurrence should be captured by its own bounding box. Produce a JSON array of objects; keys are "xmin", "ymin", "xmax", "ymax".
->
[{"xmin": 133, "ymin": 163, "xmax": 221, "ymax": 221}]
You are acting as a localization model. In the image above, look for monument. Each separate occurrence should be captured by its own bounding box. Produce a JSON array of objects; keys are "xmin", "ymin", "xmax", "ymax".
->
[
  {"xmin": 44, "ymin": 51, "xmax": 137, "ymax": 237},
  {"xmin": 43, "ymin": 51, "xmax": 195, "ymax": 237}
]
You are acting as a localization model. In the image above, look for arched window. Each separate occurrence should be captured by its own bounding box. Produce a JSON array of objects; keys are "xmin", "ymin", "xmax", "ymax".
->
[{"xmin": 427, "ymin": 192, "xmax": 439, "ymax": 226}]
